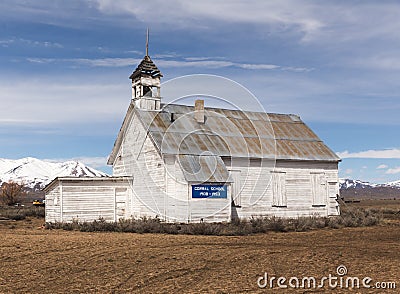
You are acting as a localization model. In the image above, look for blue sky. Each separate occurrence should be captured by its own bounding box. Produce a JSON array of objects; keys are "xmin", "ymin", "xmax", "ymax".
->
[{"xmin": 0, "ymin": 0, "xmax": 399, "ymax": 183}]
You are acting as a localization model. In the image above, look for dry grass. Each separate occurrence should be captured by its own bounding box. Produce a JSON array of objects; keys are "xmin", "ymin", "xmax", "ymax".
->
[
  {"xmin": 0, "ymin": 218, "xmax": 399, "ymax": 293},
  {"xmin": 0, "ymin": 206, "xmax": 45, "ymax": 220}
]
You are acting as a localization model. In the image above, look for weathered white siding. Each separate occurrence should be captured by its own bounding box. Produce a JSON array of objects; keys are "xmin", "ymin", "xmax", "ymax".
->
[
  {"xmin": 164, "ymin": 155, "xmax": 189, "ymax": 222},
  {"xmin": 45, "ymin": 178, "xmax": 131, "ymax": 223},
  {"xmin": 62, "ymin": 186, "xmax": 115, "ymax": 221},
  {"xmin": 111, "ymin": 114, "xmax": 140, "ymax": 177},
  {"xmin": 227, "ymin": 159, "xmax": 340, "ymax": 219},
  {"xmin": 45, "ymin": 185, "xmax": 61, "ymax": 223},
  {"xmin": 130, "ymin": 134, "xmax": 166, "ymax": 219},
  {"xmin": 113, "ymin": 113, "xmax": 167, "ymax": 220}
]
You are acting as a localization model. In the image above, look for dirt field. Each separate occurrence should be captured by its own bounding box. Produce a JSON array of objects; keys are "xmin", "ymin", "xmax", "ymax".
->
[{"xmin": 0, "ymin": 203, "xmax": 399, "ymax": 293}]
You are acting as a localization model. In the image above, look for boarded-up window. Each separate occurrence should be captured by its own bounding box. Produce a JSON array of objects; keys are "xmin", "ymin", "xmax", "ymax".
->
[
  {"xmin": 311, "ymin": 173, "xmax": 327, "ymax": 206},
  {"xmin": 272, "ymin": 172, "xmax": 287, "ymax": 207},
  {"xmin": 328, "ymin": 182, "xmax": 338, "ymax": 199},
  {"xmin": 115, "ymin": 188, "xmax": 127, "ymax": 219},
  {"xmin": 328, "ymin": 182, "xmax": 340, "ymax": 215}
]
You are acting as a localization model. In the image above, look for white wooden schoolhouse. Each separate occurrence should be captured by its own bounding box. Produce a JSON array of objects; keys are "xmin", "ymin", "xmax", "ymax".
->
[{"xmin": 45, "ymin": 48, "xmax": 341, "ymax": 223}]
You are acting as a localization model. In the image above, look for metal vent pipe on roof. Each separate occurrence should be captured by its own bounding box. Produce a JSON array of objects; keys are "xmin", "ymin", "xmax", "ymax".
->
[{"xmin": 195, "ymin": 99, "xmax": 205, "ymax": 124}]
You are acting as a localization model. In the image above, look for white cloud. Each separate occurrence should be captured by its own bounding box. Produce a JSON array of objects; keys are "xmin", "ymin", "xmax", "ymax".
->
[
  {"xmin": 23, "ymin": 38, "xmax": 63, "ymax": 48},
  {"xmin": 124, "ymin": 49, "xmax": 143, "ymax": 55},
  {"xmin": 93, "ymin": 0, "xmax": 324, "ymax": 37},
  {"xmin": 337, "ymin": 149, "xmax": 400, "ymax": 159},
  {"xmin": 3, "ymin": 0, "xmax": 400, "ymax": 47},
  {"xmin": 74, "ymin": 57, "xmax": 141, "ymax": 67},
  {"xmin": 26, "ymin": 58, "xmax": 56, "ymax": 64},
  {"xmin": 91, "ymin": 0, "xmax": 400, "ymax": 44},
  {"xmin": 157, "ymin": 59, "xmax": 281, "ymax": 70},
  {"xmin": 0, "ymin": 1, "xmax": 103, "ymax": 30},
  {"xmin": 0, "ymin": 77, "xmax": 128, "ymax": 125},
  {"xmin": 26, "ymin": 57, "xmax": 139, "ymax": 67},
  {"xmin": 386, "ymin": 167, "xmax": 400, "ymax": 175},
  {"xmin": 345, "ymin": 169, "xmax": 353, "ymax": 175},
  {"xmin": 0, "ymin": 37, "xmax": 62, "ymax": 48},
  {"xmin": 184, "ymin": 56, "xmax": 220, "ymax": 62},
  {"xmin": 26, "ymin": 56, "xmax": 309, "ymax": 72},
  {"xmin": 377, "ymin": 164, "xmax": 388, "ymax": 169},
  {"xmin": 352, "ymin": 55, "xmax": 400, "ymax": 71},
  {"xmin": 0, "ymin": 39, "xmax": 15, "ymax": 47}
]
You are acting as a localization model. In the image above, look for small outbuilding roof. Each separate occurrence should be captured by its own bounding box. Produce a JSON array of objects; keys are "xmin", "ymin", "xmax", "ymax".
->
[{"xmin": 43, "ymin": 176, "xmax": 130, "ymax": 193}]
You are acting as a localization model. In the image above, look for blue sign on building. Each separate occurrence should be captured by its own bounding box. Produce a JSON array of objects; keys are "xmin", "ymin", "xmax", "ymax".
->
[{"xmin": 192, "ymin": 184, "xmax": 227, "ymax": 199}]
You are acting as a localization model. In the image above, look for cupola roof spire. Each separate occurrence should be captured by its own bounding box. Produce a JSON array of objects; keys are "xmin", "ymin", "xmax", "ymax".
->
[
  {"xmin": 129, "ymin": 29, "xmax": 162, "ymax": 80},
  {"xmin": 146, "ymin": 28, "xmax": 149, "ymax": 57}
]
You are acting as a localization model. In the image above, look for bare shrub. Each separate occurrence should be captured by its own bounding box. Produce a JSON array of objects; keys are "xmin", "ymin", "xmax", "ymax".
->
[
  {"xmin": 264, "ymin": 216, "xmax": 288, "ymax": 232},
  {"xmin": 44, "ymin": 206, "xmax": 383, "ymax": 235},
  {"xmin": 0, "ymin": 181, "xmax": 26, "ymax": 206},
  {"xmin": 283, "ymin": 216, "xmax": 326, "ymax": 232},
  {"xmin": 182, "ymin": 222, "xmax": 223, "ymax": 235},
  {"xmin": 339, "ymin": 206, "xmax": 382, "ymax": 227},
  {"xmin": 249, "ymin": 216, "xmax": 268, "ymax": 233},
  {"xmin": 24, "ymin": 207, "xmax": 45, "ymax": 218},
  {"xmin": 7, "ymin": 213, "xmax": 26, "ymax": 221},
  {"xmin": 325, "ymin": 216, "xmax": 343, "ymax": 229}
]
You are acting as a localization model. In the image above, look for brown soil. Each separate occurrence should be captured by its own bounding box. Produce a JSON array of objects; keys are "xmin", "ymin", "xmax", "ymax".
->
[{"xmin": 0, "ymin": 205, "xmax": 399, "ymax": 293}]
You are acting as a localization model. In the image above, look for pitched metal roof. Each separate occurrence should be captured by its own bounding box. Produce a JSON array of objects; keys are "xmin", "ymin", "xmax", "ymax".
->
[
  {"xmin": 129, "ymin": 56, "xmax": 163, "ymax": 80},
  {"xmin": 178, "ymin": 154, "xmax": 232, "ymax": 183},
  {"xmin": 135, "ymin": 104, "xmax": 340, "ymax": 162}
]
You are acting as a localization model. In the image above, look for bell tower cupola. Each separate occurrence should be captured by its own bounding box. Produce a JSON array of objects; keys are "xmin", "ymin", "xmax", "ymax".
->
[{"xmin": 129, "ymin": 29, "xmax": 163, "ymax": 110}]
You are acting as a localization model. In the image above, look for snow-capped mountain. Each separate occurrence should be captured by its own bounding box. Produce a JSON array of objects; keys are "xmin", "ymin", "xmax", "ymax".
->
[
  {"xmin": 339, "ymin": 178, "xmax": 378, "ymax": 189},
  {"xmin": 340, "ymin": 178, "xmax": 400, "ymax": 200},
  {"xmin": 339, "ymin": 178, "xmax": 400, "ymax": 190},
  {"xmin": 0, "ymin": 157, "xmax": 108, "ymax": 190},
  {"xmin": 384, "ymin": 180, "xmax": 400, "ymax": 189}
]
